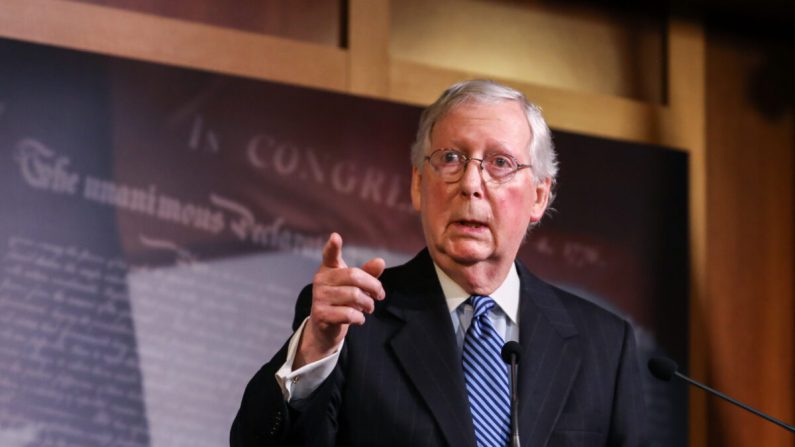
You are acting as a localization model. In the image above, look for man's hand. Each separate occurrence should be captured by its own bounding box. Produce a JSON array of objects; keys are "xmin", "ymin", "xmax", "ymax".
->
[{"xmin": 294, "ymin": 233, "xmax": 385, "ymax": 369}]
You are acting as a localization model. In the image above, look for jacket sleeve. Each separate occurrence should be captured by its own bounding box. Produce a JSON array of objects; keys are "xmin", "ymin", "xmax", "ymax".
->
[
  {"xmin": 230, "ymin": 285, "xmax": 345, "ymax": 447},
  {"xmin": 230, "ymin": 341, "xmax": 293, "ymax": 446}
]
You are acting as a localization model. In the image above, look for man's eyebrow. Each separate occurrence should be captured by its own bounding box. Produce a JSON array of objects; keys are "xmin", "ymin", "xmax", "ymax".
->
[
  {"xmin": 484, "ymin": 142, "xmax": 514, "ymax": 154},
  {"xmin": 445, "ymin": 140, "xmax": 513, "ymax": 154}
]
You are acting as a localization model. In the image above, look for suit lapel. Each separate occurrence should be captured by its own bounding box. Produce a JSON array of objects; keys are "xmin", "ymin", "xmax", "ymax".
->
[
  {"xmin": 515, "ymin": 263, "xmax": 582, "ymax": 446},
  {"xmin": 384, "ymin": 250, "xmax": 477, "ymax": 447},
  {"xmin": 380, "ymin": 252, "xmax": 582, "ymax": 447}
]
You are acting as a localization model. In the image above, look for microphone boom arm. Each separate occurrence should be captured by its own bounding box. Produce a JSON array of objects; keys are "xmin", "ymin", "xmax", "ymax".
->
[{"xmin": 674, "ymin": 371, "xmax": 795, "ymax": 433}]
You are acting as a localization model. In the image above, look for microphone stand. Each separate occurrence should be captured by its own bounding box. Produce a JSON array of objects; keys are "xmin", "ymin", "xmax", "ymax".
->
[{"xmin": 509, "ymin": 355, "xmax": 520, "ymax": 447}]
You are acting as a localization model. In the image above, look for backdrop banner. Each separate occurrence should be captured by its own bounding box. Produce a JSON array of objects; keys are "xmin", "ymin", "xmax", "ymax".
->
[{"xmin": 0, "ymin": 38, "xmax": 688, "ymax": 447}]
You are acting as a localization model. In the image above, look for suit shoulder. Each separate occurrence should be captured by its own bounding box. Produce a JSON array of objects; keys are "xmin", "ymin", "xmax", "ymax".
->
[
  {"xmin": 518, "ymin": 263, "xmax": 632, "ymax": 339},
  {"xmin": 552, "ymin": 284, "xmax": 628, "ymax": 329}
]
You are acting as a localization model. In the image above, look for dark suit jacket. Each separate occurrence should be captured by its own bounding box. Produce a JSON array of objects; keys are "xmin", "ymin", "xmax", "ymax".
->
[{"xmin": 231, "ymin": 249, "xmax": 647, "ymax": 446}]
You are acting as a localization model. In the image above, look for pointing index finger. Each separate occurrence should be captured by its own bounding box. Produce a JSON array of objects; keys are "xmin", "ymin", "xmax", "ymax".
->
[{"xmin": 321, "ymin": 232, "xmax": 346, "ymax": 269}]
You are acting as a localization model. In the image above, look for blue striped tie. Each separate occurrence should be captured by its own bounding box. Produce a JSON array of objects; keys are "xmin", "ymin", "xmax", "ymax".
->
[{"xmin": 462, "ymin": 295, "xmax": 511, "ymax": 447}]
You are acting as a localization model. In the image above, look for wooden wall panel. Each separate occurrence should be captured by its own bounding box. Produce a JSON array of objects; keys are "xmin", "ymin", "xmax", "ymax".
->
[
  {"xmin": 390, "ymin": 0, "xmax": 666, "ymax": 103},
  {"xmin": 705, "ymin": 31, "xmax": 795, "ymax": 447},
  {"xmin": 67, "ymin": 0, "xmax": 343, "ymax": 46},
  {"xmin": 0, "ymin": 0, "xmax": 348, "ymax": 92},
  {"xmin": 348, "ymin": 0, "xmax": 390, "ymax": 96}
]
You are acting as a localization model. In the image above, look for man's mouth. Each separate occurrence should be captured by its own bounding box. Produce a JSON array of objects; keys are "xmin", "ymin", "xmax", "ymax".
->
[{"xmin": 455, "ymin": 219, "xmax": 487, "ymax": 229}]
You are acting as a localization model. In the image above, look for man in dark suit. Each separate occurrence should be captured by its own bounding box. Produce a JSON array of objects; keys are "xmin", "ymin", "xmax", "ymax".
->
[{"xmin": 231, "ymin": 80, "xmax": 647, "ymax": 446}]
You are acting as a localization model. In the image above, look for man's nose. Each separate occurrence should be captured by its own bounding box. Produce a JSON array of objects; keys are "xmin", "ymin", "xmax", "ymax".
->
[{"xmin": 459, "ymin": 159, "xmax": 484, "ymax": 197}]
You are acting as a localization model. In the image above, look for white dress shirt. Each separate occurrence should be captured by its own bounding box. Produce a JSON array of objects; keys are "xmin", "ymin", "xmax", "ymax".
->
[{"xmin": 275, "ymin": 262, "xmax": 521, "ymax": 401}]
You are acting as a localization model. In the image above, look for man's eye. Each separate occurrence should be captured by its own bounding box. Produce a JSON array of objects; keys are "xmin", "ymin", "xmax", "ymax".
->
[
  {"xmin": 442, "ymin": 151, "xmax": 462, "ymax": 163},
  {"xmin": 490, "ymin": 155, "xmax": 514, "ymax": 169}
]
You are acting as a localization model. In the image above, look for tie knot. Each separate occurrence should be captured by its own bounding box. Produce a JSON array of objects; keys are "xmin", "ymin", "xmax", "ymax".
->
[{"xmin": 468, "ymin": 295, "xmax": 495, "ymax": 319}]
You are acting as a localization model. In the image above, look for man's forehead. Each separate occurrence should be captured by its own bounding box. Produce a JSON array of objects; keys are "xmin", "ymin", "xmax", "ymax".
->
[
  {"xmin": 430, "ymin": 99, "xmax": 532, "ymax": 147},
  {"xmin": 435, "ymin": 98, "xmax": 527, "ymax": 127},
  {"xmin": 443, "ymin": 97, "xmax": 521, "ymax": 115}
]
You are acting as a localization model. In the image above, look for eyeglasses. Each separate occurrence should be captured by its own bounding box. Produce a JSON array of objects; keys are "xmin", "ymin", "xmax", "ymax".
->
[{"xmin": 424, "ymin": 148, "xmax": 532, "ymax": 184}]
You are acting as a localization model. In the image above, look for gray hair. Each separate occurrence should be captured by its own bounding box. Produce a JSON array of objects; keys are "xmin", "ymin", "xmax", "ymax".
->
[{"xmin": 410, "ymin": 80, "xmax": 558, "ymax": 194}]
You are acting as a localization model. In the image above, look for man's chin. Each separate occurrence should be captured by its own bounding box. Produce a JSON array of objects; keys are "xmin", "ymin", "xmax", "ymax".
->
[{"xmin": 438, "ymin": 243, "xmax": 492, "ymax": 266}]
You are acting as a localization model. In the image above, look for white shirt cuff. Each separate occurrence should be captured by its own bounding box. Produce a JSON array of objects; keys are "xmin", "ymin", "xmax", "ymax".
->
[{"xmin": 274, "ymin": 317, "xmax": 343, "ymax": 401}]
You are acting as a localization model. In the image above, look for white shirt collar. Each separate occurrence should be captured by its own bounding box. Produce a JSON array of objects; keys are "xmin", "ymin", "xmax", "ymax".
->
[{"xmin": 433, "ymin": 262, "xmax": 520, "ymax": 325}]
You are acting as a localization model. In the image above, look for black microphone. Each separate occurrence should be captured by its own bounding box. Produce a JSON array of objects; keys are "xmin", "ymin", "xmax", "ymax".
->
[
  {"xmin": 501, "ymin": 341, "xmax": 522, "ymax": 447},
  {"xmin": 648, "ymin": 357, "xmax": 795, "ymax": 433}
]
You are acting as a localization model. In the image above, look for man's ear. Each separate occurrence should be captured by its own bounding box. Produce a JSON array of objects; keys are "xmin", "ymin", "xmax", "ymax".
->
[
  {"xmin": 411, "ymin": 167, "xmax": 422, "ymax": 212},
  {"xmin": 529, "ymin": 177, "xmax": 552, "ymax": 223}
]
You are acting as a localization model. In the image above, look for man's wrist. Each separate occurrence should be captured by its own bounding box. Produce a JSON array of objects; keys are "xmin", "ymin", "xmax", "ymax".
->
[
  {"xmin": 275, "ymin": 317, "xmax": 344, "ymax": 401},
  {"xmin": 293, "ymin": 319, "xmax": 342, "ymax": 369}
]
